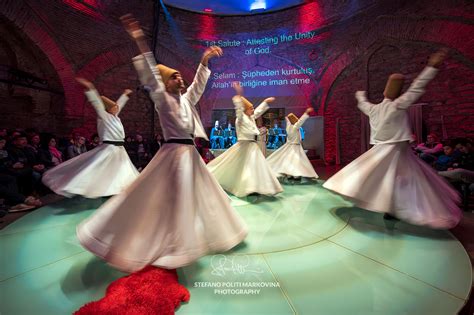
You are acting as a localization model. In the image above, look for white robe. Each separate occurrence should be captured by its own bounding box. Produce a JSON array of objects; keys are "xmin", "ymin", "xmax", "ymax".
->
[
  {"xmin": 77, "ymin": 53, "xmax": 247, "ymax": 272},
  {"xmin": 267, "ymin": 113, "xmax": 319, "ymax": 179},
  {"xmin": 207, "ymin": 97, "xmax": 283, "ymax": 197},
  {"xmin": 257, "ymin": 126, "xmax": 267, "ymax": 156},
  {"xmin": 42, "ymin": 90, "xmax": 139, "ymax": 198},
  {"xmin": 323, "ymin": 66, "xmax": 462, "ymax": 229}
]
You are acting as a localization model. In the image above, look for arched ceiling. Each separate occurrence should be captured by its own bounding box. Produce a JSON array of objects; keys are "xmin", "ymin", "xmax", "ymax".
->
[{"xmin": 162, "ymin": 0, "xmax": 306, "ymax": 15}]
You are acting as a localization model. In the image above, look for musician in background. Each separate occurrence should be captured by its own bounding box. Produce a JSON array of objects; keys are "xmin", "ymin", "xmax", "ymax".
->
[
  {"xmin": 210, "ymin": 120, "xmax": 224, "ymax": 149},
  {"xmin": 267, "ymin": 120, "xmax": 278, "ymax": 149},
  {"xmin": 268, "ymin": 119, "xmax": 286, "ymax": 149},
  {"xmin": 224, "ymin": 122, "xmax": 237, "ymax": 148}
]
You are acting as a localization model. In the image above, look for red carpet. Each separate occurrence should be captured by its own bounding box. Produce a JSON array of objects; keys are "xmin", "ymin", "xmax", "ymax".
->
[{"xmin": 75, "ymin": 266, "xmax": 190, "ymax": 315}]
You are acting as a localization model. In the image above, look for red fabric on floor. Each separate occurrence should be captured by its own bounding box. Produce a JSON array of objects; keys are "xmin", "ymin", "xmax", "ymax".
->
[{"xmin": 74, "ymin": 266, "xmax": 190, "ymax": 315}]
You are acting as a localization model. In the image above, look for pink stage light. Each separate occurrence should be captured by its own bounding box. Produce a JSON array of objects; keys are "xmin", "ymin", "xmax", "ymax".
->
[
  {"xmin": 198, "ymin": 14, "xmax": 217, "ymax": 42},
  {"xmin": 298, "ymin": 1, "xmax": 323, "ymax": 33}
]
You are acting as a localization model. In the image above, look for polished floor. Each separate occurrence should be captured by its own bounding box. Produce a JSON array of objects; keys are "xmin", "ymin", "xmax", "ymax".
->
[{"xmin": 0, "ymin": 182, "xmax": 472, "ymax": 315}]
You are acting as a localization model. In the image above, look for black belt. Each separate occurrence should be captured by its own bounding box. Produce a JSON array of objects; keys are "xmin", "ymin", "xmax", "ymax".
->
[
  {"xmin": 103, "ymin": 140, "xmax": 125, "ymax": 146},
  {"xmin": 239, "ymin": 135, "xmax": 257, "ymax": 141},
  {"xmin": 165, "ymin": 138, "xmax": 195, "ymax": 145},
  {"xmin": 238, "ymin": 136, "xmax": 257, "ymax": 142}
]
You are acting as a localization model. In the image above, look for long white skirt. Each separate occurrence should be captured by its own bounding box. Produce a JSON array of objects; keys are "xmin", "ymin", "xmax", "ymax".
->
[
  {"xmin": 77, "ymin": 143, "xmax": 248, "ymax": 272},
  {"xmin": 267, "ymin": 143, "xmax": 319, "ymax": 179},
  {"xmin": 207, "ymin": 140, "xmax": 283, "ymax": 197},
  {"xmin": 323, "ymin": 142, "xmax": 462, "ymax": 229},
  {"xmin": 42, "ymin": 144, "xmax": 139, "ymax": 198}
]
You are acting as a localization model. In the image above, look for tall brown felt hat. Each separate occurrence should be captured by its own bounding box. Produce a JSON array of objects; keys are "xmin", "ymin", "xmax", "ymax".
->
[
  {"xmin": 100, "ymin": 96, "xmax": 117, "ymax": 111},
  {"xmin": 157, "ymin": 64, "xmax": 179, "ymax": 85},
  {"xmin": 287, "ymin": 113, "xmax": 298, "ymax": 125},
  {"xmin": 383, "ymin": 73, "xmax": 405, "ymax": 99},
  {"xmin": 241, "ymin": 96, "xmax": 254, "ymax": 111}
]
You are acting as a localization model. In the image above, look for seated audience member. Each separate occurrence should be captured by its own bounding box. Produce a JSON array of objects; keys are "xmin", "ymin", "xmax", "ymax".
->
[
  {"xmin": 434, "ymin": 143, "xmax": 456, "ymax": 171},
  {"xmin": 133, "ymin": 133, "xmax": 151, "ymax": 171},
  {"xmin": 452, "ymin": 139, "xmax": 467, "ymax": 159},
  {"xmin": 0, "ymin": 136, "xmax": 14, "ymax": 181},
  {"xmin": 438, "ymin": 139, "xmax": 474, "ymax": 184},
  {"xmin": 7, "ymin": 133, "xmax": 45, "ymax": 194},
  {"xmin": 38, "ymin": 134, "xmax": 63, "ymax": 169},
  {"xmin": 57, "ymin": 136, "xmax": 72, "ymax": 157},
  {"xmin": 0, "ymin": 128, "xmax": 7, "ymax": 138},
  {"xmin": 27, "ymin": 133, "xmax": 41, "ymax": 155},
  {"xmin": 87, "ymin": 133, "xmax": 101, "ymax": 151},
  {"xmin": 0, "ymin": 173, "xmax": 42, "ymax": 212},
  {"xmin": 9, "ymin": 130, "xmax": 22, "ymax": 141},
  {"xmin": 415, "ymin": 133, "xmax": 443, "ymax": 164},
  {"xmin": 0, "ymin": 137, "xmax": 9, "ymax": 169},
  {"xmin": 124, "ymin": 135, "xmax": 137, "ymax": 165},
  {"xmin": 67, "ymin": 135, "xmax": 88, "ymax": 159},
  {"xmin": 25, "ymin": 128, "xmax": 38, "ymax": 140}
]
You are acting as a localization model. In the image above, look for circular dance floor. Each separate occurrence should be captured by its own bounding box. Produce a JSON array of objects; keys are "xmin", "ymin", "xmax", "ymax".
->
[{"xmin": 1, "ymin": 182, "xmax": 472, "ymax": 314}]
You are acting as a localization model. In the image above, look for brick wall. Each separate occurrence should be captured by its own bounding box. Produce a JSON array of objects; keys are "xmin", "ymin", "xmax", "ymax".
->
[{"xmin": 1, "ymin": 0, "xmax": 472, "ymax": 163}]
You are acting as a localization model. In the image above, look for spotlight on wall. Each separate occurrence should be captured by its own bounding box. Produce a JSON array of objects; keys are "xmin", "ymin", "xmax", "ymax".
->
[{"xmin": 250, "ymin": 0, "xmax": 266, "ymax": 12}]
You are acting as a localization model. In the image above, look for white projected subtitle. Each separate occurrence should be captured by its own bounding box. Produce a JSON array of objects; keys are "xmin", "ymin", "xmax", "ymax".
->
[{"xmin": 211, "ymin": 68, "xmax": 314, "ymax": 89}]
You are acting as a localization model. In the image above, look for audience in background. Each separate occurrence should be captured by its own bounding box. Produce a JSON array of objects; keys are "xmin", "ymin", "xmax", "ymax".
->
[
  {"xmin": 87, "ymin": 133, "xmax": 100, "ymax": 151},
  {"xmin": 39, "ymin": 134, "xmax": 63, "ymax": 169},
  {"xmin": 438, "ymin": 139, "xmax": 474, "ymax": 183},
  {"xmin": 133, "ymin": 133, "xmax": 151, "ymax": 171},
  {"xmin": 0, "ymin": 137, "xmax": 8, "ymax": 168},
  {"xmin": 124, "ymin": 135, "xmax": 137, "ymax": 166},
  {"xmin": 27, "ymin": 133, "xmax": 41, "ymax": 154},
  {"xmin": 7, "ymin": 133, "xmax": 44, "ymax": 195},
  {"xmin": 0, "ymin": 128, "xmax": 7, "ymax": 138},
  {"xmin": 434, "ymin": 143, "xmax": 456, "ymax": 171},
  {"xmin": 1, "ymin": 138, "xmax": 29, "ymax": 210},
  {"xmin": 150, "ymin": 133, "xmax": 163, "ymax": 156},
  {"xmin": 67, "ymin": 135, "xmax": 87, "ymax": 159},
  {"xmin": 0, "ymin": 124, "xmax": 472, "ymax": 213},
  {"xmin": 415, "ymin": 133, "xmax": 444, "ymax": 164},
  {"xmin": 0, "ymin": 173, "xmax": 42, "ymax": 212}
]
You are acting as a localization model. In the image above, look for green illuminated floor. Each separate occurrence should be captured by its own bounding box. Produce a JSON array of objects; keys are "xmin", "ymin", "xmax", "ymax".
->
[{"xmin": 0, "ymin": 183, "xmax": 471, "ymax": 314}]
